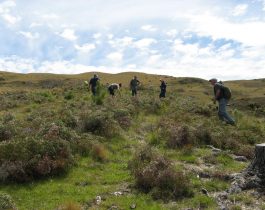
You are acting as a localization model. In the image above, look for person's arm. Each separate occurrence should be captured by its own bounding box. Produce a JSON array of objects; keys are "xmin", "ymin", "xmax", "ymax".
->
[
  {"xmin": 213, "ymin": 88, "xmax": 221, "ymax": 104},
  {"xmin": 88, "ymin": 80, "xmax": 92, "ymax": 91}
]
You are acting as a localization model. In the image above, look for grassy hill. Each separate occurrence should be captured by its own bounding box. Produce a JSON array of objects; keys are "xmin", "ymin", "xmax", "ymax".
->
[{"xmin": 0, "ymin": 71, "xmax": 265, "ymax": 210}]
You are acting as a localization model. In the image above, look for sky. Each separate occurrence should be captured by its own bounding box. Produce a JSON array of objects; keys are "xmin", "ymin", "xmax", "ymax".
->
[{"xmin": 0, "ymin": 0, "xmax": 265, "ymax": 80}]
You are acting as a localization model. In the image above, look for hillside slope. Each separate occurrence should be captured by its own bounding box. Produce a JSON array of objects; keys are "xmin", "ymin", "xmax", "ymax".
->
[{"xmin": 0, "ymin": 71, "xmax": 265, "ymax": 210}]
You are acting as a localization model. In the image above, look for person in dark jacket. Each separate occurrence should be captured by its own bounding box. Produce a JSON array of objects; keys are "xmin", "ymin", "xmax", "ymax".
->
[
  {"xmin": 89, "ymin": 74, "xmax": 99, "ymax": 96},
  {"xmin": 159, "ymin": 79, "xmax": 167, "ymax": 98},
  {"xmin": 209, "ymin": 78, "xmax": 235, "ymax": 125},
  {"xmin": 130, "ymin": 76, "xmax": 140, "ymax": 96}
]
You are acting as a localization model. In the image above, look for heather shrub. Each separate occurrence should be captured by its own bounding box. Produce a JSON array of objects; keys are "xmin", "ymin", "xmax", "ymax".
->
[
  {"xmin": 194, "ymin": 125, "xmax": 213, "ymax": 145},
  {"xmin": 129, "ymin": 146, "xmax": 192, "ymax": 201},
  {"xmin": 1, "ymin": 112, "xmax": 15, "ymax": 123},
  {"xmin": 80, "ymin": 110, "xmax": 119, "ymax": 137},
  {"xmin": 234, "ymin": 145, "xmax": 254, "ymax": 159},
  {"xmin": 160, "ymin": 122, "xmax": 194, "ymax": 149},
  {"xmin": 0, "ymin": 192, "xmax": 16, "ymax": 210},
  {"xmin": 61, "ymin": 110, "xmax": 78, "ymax": 128},
  {"xmin": 113, "ymin": 109, "xmax": 131, "ymax": 129},
  {"xmin": 0, "ymin": 123, "xmax": 14, "ymax": 142},
  {"xmin": 0, "ymin": 138, "xmax": 72, "ymax": 182}
]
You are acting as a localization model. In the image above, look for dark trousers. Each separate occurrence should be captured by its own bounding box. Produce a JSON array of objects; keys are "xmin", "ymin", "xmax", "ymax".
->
[
  {"xmin": 159, "ymin": 90, "xmax": 166, "ymax": 98},
  {"xmin": 132, "ymin": 88, "xmax": 137, "ymax": 96},
  {"xmin": 91, "ymin": 87, "xmax": 96, "ymax": 96}
]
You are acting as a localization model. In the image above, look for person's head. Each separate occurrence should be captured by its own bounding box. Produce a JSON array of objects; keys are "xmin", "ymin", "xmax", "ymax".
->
[
  {"xmin": 133, "ymin": 76, "xmax": 137, "ymax": 79},
  {"xmin": 94, "ymin": 74, "xmax": 98, "ymax": 78},
  {"xmin": 160, "ymin": 79, "xmax": 164, "ymax": 82},
  {"xmin": 209, "ymin": 78, "xmax": 217, "ymax": 86},
  {"xmin": 119, "ymin": 83, "xmax": 122, "ymax": 88}
]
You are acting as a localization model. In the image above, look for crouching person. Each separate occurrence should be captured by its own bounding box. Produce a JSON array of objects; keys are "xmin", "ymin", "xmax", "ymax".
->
[{"xmin": 108, "ymin": 83, "xmax": 122, "ymax": 97}]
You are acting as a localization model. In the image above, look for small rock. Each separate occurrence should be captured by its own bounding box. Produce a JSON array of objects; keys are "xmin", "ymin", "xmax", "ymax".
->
[
  {"xmin": 201, "ymin": 188, "xmax": 209, "ymax": 196},
  {"xmin": 233, "ymin": 156, "xmax": 248, "ymax": 162},
  {"xmin": 113, "ymin": 191, "xmax": 123, "ymax": 196},
  {"xmin": 130, "ymin": 203, "xmax": 136, "ymax": 209},
  {"xmin": 108, "ymin": 204, "xmax": 118, "ymax": 210},
  {"xmin": 199, "ymin": 172, "xmax": 211, "ymax": 178},
  {"xmin": 96, "ymin": 195, "xmax": 101, "ymax": 205}
]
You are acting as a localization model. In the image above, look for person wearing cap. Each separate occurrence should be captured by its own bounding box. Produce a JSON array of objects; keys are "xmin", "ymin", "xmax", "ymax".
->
[
  {"xmin": 130, "ymin": 76, "xmax": 140, "ymax": 96},
  {"xmin": 89, "ymin": 74, "xmax": 100, "ymax": 96},
  {"xmin": 159, "ymin": 79, "xmax": 167, "ymax": 98},
  {"xmin": 209, "ymin": 78, "xmax": 235, "ymax": 125},
  {"xmin": 108, "ymin": 83, "xmax": 122, "ymax": 97}
]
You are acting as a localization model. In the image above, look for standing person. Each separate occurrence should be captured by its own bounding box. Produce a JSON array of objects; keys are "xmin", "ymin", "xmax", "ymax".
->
[
  {"xmin": 159, "ymin": 79, "xmax": 167, "ymax": 98},
  {"xmin": 130, "ymin": 76, "xmax": 140, "ymax": 96},
  {"xmin": 209, "ymin": 78, "xmax": 235, "ymax": 125},
  {"xmin": 89, "ymin": 74, "xmax": 99, "ymax": 96},
  {"xmin": 108, "ymin": 83, "xmax": 122, "ymax": 97}
]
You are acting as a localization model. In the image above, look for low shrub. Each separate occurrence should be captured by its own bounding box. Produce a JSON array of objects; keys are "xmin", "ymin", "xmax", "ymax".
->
[
  {"xmin": 0, "ymin": 138, "xmax": 72, "ymax": 182},
  {"xmin": 80, "ymin": 110, "xmax": 119, "ymax": 138},
  {"xmin": 64, "ymin": 91, "xmax": 74, "ymax": 100},
  {"xmin": 92, "ymin": 84, "xmax": 106, "ymax": 105},
  {"xmin": 91, "ymin": 144, "xmax": 109, "ymax": 162},
  {"xmin": 129, "ymin": 146, "xmax": 193, "ymax": 201},
  {"xmin": 0, "ymin": 192, "xmax": 16, "ymax": 210},
  {"xmin": 194, "ymin": 125, "xmax": 213, "ymax": 145},
  {"xmin": 61, "ymin": 110, "xmax": 78, "ymax": 128},
  {"xmin": 0, "ymin": 123, "xmax": 14, "ymax": 142},
  {"xmin": 162, "ymin": 124, "xmax": 194, "ymax": 149},
  {"xmin": 113, "ymin": 109, "xmax": 131, "ymax": 129}
]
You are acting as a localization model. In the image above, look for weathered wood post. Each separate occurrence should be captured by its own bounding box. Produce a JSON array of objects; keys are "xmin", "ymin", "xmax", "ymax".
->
[{"xmin": 248, "ymin": 143, "xmax": 265, "ymax": 175}]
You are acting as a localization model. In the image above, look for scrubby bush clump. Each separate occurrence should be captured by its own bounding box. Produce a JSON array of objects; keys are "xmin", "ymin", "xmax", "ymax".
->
[
  {"xmin": 0, "ymin": 192, "xmax": 17, "ymax": 210},
  {"xmin": 113, "ymin": 108, "xmax": 131, "ymax": 129},
  {"xmin": 80, "ymin": 110, "xmax": 119, "ymax": 138},
  {"xmin": 158, "ymin": 120, "xmax": 194, "ymax": 148},
  {"xmin": 129, "ymin": 146, "xmax": 193, "ymax": 201},
  {"xmin": 0, "ymin": 138, "xmax": 72, "ymax": 182}
]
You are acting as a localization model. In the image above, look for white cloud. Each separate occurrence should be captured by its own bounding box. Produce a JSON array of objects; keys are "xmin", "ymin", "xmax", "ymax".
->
[
  {"xmin": 107, "ymin": 52, "xmax": 123, "ymax": 63},
  {"xmin": 134, "ymin": 38, "xmax": 157, "ymax": 50},
  {"xmin": 93, "ymin": 33, "xmax": 102, "ymax": 39},
  {"xmin": 41, "ymin": 13, "xmax": 59, "ymax": 20},
  {"xmin": 232, "ymin": 4, "xmax": 248, "ymax": 16},
  {"xmin": 109, "ymin": 36, "xmax": 134, "ymax": 49},
  {"xmin": 19, "ymin": 31, "xmax": 39, "ymax": 40},
  {"xmin": 187, "ymin": 13, "xmax": 265, "ymax": 46},
  {"xmin": 141, "ymin": 25, "xmax": 157, "ymax": 32},
  {"xmin": 75, "ymin": 43, "xmax": 96, "ymax": 53},
  {"xmin": 165, "ymin": 29, "xmax": 178, "ymax": 37},
  {"xmin": 59, "ymin": 29, "xmax": 77, "ymax": 41},
  {"xmin": 0, "ymin": 0, "xmax": 20, "ymax": 25},
  {"xmin": 0, "ymin": 0, "xmax": 16, "ymax": 12},
  {"xmin": 1, "ymin": 13, "xmax": 20, "ymax": 24}
]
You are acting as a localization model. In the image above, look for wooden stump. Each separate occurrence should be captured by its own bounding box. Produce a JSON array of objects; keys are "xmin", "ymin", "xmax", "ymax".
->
[{"xmin": 248, "ymin": 143, "xmax": 265, "ymax": 176}]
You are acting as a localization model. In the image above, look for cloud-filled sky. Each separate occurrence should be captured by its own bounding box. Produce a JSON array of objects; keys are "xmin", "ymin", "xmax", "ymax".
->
[{"xmin": 0, "ymin": 0, "xmax": 265, "ymax": 80}]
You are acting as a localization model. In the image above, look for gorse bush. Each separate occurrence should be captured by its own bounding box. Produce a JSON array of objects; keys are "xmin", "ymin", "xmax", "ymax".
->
[
  {"xmin": 0, "ymin": 138, "xmax": 72, "ymax": 182},
  {"xmin": 92, "ymin": 83, "xmax": 106, "ymax": 105},
  {"xmin": 129, "ymin": 146, "xmax": 193, "ymax": 201}
]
